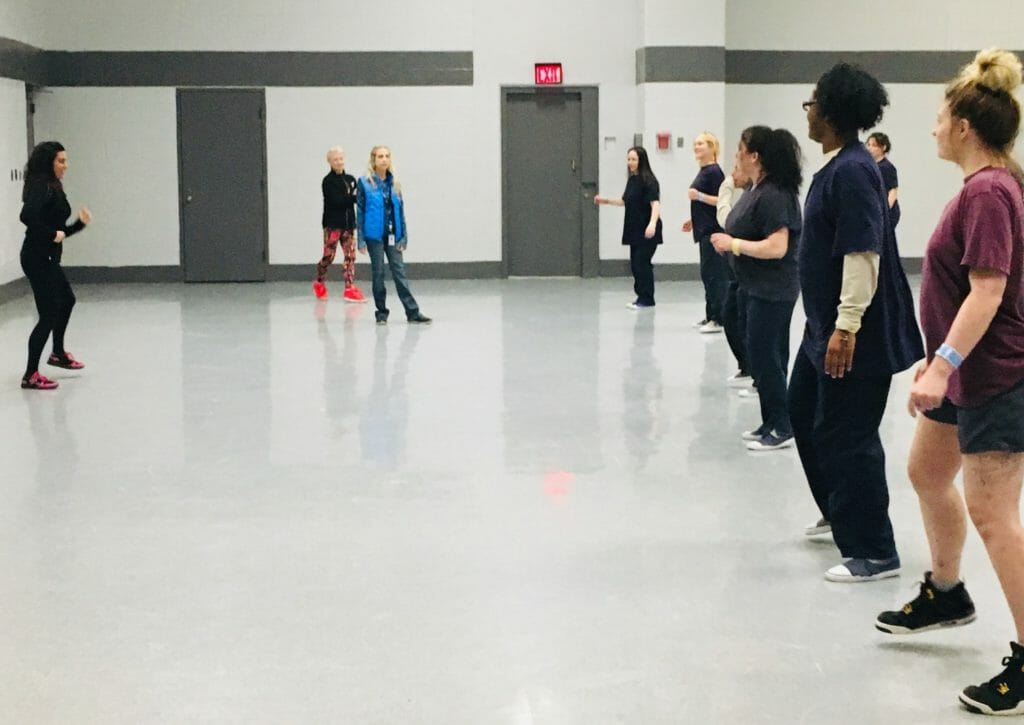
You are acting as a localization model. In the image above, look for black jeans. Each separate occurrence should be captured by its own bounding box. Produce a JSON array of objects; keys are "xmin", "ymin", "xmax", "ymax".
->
[
  {"xmin": 787, "ymin": 347, "xmax": 897, "ymax": 560},
  {"xmin": 629, "ymin": 239, "xmax": 658, "ymax": 306},
  {"xmin": 697, "ymin": 235, "xmax": 729, "ymax": 323},
  {"xmin": 366, "ymin": 241, "xmax": 419, "ymax": 321},
  {"xmin": 22, "ymin": 255, "xmax": 75, "ymax": 378},
  {"xmin": 746, "ymin": 295, "xmax": 795, "ymax": 437},
  {"xmin": 721, "ymin": 278, "xmax": 748, "ymax": 375}
]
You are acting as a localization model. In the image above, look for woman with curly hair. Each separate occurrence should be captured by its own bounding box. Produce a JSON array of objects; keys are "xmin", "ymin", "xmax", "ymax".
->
[
  {"xmin": 790, "ymin": 63, "xmax": 923, "ymax": 581},
  {"xmin": 19, "ymin": 141, "xmax": 92, "ymax": 390},
  {"xmin": 872, "ymin": 49, "xmax": 1024, "ymax": 717}
]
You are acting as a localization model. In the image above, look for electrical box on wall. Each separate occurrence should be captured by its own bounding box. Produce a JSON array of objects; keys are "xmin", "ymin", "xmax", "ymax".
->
[
  {"xmin": 677, "ymin": 136, "xmax": 686, "ymax": 148},
  {"xmin": 633, "ymin": 133, "xmax": 643, "ymax": 147}
]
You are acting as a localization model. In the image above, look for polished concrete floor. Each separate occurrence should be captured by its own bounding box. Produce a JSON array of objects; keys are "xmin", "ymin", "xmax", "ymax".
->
[{"xmin": 0, "ymin": 278, "xmax": 1013, "ymax": 723}]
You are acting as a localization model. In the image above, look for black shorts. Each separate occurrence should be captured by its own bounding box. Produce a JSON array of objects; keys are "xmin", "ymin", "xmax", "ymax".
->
[{"xmin": 924, "ymin": 378, "xmax": 1024, "ymax": 454}]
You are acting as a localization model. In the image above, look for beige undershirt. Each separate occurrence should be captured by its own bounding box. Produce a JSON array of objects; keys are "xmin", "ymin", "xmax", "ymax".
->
[
  {"xmin": 819, "ymin": 148, "xmax": 881, "ymax": 334},
  {"xmin": 716, "ymin": 175, "xmax": 743, "ymax": 228}
]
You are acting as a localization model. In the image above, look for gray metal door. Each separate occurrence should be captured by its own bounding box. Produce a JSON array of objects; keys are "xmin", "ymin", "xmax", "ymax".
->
[
  {"xmin": 177, "ymin": 89, "xmax": 268, "ymax": 282},
  {"xmin": 502, "ymin": 90, "xmax": 588, "ymax": 276}
]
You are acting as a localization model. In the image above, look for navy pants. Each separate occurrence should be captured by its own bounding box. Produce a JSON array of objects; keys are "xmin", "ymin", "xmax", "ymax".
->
[
  {"xmin": 788, "ymin": 347, "xmax": 897, "ymax": 560},
  {"xmin": 746, "ymin": 296, "xmax": 795, "ymax": 437},
  {"xmin": 629, "ymin": 239, "xmax": 658, "ymax": 306},
  {"xmin": 697, "ymin": 235, "xmax": 729, "ymax": 323}
]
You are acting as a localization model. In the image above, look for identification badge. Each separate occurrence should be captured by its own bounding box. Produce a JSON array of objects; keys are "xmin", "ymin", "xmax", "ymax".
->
[{"xmin": 388, "ymin": 233, "xmax": 396, "ymax": 246}]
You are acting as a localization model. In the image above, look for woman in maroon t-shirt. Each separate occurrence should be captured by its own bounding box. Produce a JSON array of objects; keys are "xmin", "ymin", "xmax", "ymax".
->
[{"xmin": 874, "ymin": 49, "xmax": 1024, "ymax": 716}]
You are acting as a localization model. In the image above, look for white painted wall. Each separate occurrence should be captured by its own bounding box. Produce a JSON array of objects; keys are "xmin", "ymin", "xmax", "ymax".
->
[
  {"xmin": 0, "ymin": 0, "xmax": 46, "ymax": 47},
  {"xmin": 0, "ymin": 78, "xmax": 27, "ymax": 284},
  {"xmin": 32, "ymin": 88, "xmax": 180, "ymax": 266},
  {"xmin": 11, "ymin": 0, "xmax": 1021, "ymax": 273},
  {"xmin": 25, "ymin": 0, "xmax": 475, "ymax": 51}
]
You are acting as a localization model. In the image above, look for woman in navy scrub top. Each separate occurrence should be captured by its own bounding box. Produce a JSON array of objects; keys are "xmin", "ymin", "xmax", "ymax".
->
[
  {"xmin": 866, "ymin": 132, "xmax": 901, "ymax": 228},
  {"xmin": 682, "ymin": 133, "xmax": 727, "ymax": 332},
  {"xmin": 711, "ymin": 126, "xmax": 803, "ymax": 452},
  {"xmin": 595, "ymin": 146, "xmax": 663, "ymax": 309},
  {"xmin": 790, "ymin": 63, "xmax": 923, "ymax": 582}
]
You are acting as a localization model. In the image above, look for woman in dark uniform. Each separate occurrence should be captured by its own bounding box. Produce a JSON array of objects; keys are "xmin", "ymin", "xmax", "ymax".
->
[
  {"xmin": 595, "ymin": 146, "xmax": 663, "ymax": 309},
  {"xmin": 791, "ymin": 63, "xmax": 923, "ymax": 582}
]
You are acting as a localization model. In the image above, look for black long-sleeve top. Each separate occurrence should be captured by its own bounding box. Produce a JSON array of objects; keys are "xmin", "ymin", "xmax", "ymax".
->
[
  {"xmin": 20, "ymin": 178, "xmax": 85, "ymax": 265},
  {"xmin": 322, "ymin": 171, "xmax": 357, "ymax": 230}
]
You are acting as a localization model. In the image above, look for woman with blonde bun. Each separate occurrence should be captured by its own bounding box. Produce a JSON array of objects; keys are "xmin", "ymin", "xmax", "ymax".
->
[{"xmin": 873, "ymin": 49, "xmax": 1024, "ymax": 717}]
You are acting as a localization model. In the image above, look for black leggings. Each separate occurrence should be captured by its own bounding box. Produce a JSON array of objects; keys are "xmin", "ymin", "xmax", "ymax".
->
[{"xmin": 22, "ymin": 258, "xmax": 75, "ymax": 378}]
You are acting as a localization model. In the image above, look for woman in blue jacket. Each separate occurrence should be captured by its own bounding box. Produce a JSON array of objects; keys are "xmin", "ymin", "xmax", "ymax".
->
[{"xmin": 356, "ymin": 146, "xmax": 431, "ymax": 325}]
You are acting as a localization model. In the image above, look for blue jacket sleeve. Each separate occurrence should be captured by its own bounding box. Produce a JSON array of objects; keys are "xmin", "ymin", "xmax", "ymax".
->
[
  {"xmin": 399, "ymin": 193, "xmax": 408, "ymax": 245},
  {"xmin": 355, "ymin": 178, "xmax": 366, "ymax": 248}
]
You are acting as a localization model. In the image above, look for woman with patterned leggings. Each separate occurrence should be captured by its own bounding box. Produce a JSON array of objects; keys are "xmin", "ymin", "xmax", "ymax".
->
[{"xmin": 313, "ymin": 146, "xmax": 366, "ymax": 302}]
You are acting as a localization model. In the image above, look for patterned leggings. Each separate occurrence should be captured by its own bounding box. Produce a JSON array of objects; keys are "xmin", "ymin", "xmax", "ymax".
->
[{"xmin": 315, "ymin": 228, "xmax": 356, "ymax": 287}]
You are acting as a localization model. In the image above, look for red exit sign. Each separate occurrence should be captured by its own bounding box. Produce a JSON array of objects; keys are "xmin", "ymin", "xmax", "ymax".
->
[{"xmin": 535, "ymin": 63, "xmax": 563, "ymax": 85}]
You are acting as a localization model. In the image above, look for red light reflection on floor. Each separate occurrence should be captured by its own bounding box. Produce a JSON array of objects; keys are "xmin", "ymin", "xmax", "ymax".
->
[{"xmin": 543, "ymin": 470, "xmax": 576, "ymax": 497}]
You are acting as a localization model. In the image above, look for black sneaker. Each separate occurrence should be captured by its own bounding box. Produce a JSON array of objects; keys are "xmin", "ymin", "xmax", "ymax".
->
[
  {"xmin": 407, "ymin": 313, "xmax": 432, "ymax": 324},
  {"xmin": 960, "ymin": 642, "xmax": 1024, "ymax": 715},
  {"xmin": 875, "ymin": 572, "xmax": 976, "ymax": 634}
]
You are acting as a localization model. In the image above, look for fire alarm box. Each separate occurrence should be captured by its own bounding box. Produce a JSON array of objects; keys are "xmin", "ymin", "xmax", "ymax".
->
[{"xmin": 656, "ymin": 132, "xmax": 671, "ymax": 150}]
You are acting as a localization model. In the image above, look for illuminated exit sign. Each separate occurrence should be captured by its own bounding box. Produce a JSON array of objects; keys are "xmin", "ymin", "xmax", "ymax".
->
[{"xmin": 534, "ymin": 63, "xmax": 563, "ymax": 85}]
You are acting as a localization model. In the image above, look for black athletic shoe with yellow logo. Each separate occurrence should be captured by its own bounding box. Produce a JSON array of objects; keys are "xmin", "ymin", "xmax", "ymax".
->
[
  {"xmin": 960, "ymin": 642, "xmax": 1024, "ymax": 715},
  {"xmin": 875, "ymin": 571, "xmax": 976, "ymax": 635}
]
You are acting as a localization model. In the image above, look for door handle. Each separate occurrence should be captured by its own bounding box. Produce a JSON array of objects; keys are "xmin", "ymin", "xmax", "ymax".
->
[
  {"xmin": 571, "ymin": 159, "xmax": 576, "ymax": 172},
  {"xmin": 184, "ymin": 190, "xmax": 194, "ymax": 205}
]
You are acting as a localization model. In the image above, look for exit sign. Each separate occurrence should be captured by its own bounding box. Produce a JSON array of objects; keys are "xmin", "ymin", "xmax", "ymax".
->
[{"xmin": 535, "ymin": 63, "xmax": 563, "ymax": 85}]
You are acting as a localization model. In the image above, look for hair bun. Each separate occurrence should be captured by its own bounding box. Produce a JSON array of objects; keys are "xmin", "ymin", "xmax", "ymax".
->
[{"xmin": 966, "ymin": 48, "xmax": 1022, "ymax": 94}]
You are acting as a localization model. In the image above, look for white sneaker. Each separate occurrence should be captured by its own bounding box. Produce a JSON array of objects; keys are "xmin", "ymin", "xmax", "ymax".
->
[
  {"xmin": 699, "ymin": 320, "xmax": 723, "ymax": 334},
  {"xmin": 726, "ymin": 372, "xmax": 753, "ymax": 388},
  {"xmin": 804, "ymin": 518, "xmax": 831, "ymax": 536},
  {"xmin": 692, "ymin": 318, "xmax": 708, "ymax": 328},
  {"xmin": 737, "ymin": 388, "xmax": 759, "ymax": 399},
  {"xmin": 741, "ymin": 428, "xmax": 766, "ymax": 441}
]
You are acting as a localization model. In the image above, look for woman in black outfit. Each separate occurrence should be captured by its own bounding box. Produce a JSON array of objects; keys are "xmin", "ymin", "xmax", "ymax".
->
[
  {"xmin": 711, "ymin": 126, "xmax": 803, "ymax": 451},
  {"xmin": 19, "ymin": 141, "xmax": 92, "ymax": 390},
  {"xmin": 594, "ymin": 146, "xmax": 663, "ymax": 309}
]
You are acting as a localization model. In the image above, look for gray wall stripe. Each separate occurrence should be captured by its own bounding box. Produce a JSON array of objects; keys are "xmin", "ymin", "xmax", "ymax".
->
[
  {"xmin": 725, "ymin": 50, "xmax": 990, "ymax": 85},
  {"xmin": 637, "ymin": 46, "xmax": 726, "ymax": 83},
  {"xmin": 0, "ymin": 37, "xmax": 46, "ymax": 83},
  {"xmin": 0, "ymin": 277, "xmax": 29, "ymax": 304},
  {"xmin": 45, "ymin": 51, "xmax": 473, "ymax": 87}
]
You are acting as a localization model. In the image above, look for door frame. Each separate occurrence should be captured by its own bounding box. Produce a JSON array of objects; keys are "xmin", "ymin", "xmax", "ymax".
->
[
  {"xmin": 499, "ymin": 85, "xmax": 599, "ymax": 278},
  {"xmin": 175, "ymin": 87, "xmax": 269, "ymax": 282}
]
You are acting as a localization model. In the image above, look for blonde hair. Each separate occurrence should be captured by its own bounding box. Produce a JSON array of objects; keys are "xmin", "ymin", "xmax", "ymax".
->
[
  {"xmin": 364, "ymin": 145, "xmax": 401, "ymax": 193},
  {"xmin": 326, "ymin": 146, "xmax": 344, "ymax": 160},
  {"xmin": 696, "ymin": 132, "xmax": 720, "ymax": 160},
  {"xmin": 946, "ymin": 49, "xmax": 1023, "ymax": 180}
]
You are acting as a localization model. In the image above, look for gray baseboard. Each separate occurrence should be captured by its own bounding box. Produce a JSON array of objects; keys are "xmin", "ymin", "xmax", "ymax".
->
[
  {"xmin": 599, "ymin": 261, "xmax": 704, "ymax": 281},
  {"xmin": 63, "ymin": 266, "xmax": 184, "ymax": 283},
  {"xmin": 266, "ymin": 262, "xmax": 504, "ymax": 281},
  {"xmin": 0, "ymin": 277, "xmax": 29, "ymax": 303},
  {"xmin": 1, "ymin": 258, "xmax": 924, "ymax": 298}
]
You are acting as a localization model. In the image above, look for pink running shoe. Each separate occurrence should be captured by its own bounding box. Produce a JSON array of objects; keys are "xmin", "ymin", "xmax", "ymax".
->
[
  {"xmin": 22, "ymin": 372, "xmax": 59, "ymax": 390},
  {"xmin": 47, "ymin": 352, "xmax": 85, "ymax": 370},
  {"xmin": 313, "ymin": 281, "xmax": 328, "ymax": 299},
  {"xmin": 344, "ymin": 287, "xmax": 367, "ymax": 303}
]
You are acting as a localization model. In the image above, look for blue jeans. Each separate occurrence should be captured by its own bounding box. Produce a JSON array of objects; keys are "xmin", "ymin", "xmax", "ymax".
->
[{"xmin": 366, "ymin": 242, "xmax": 419, "ymax": 321}]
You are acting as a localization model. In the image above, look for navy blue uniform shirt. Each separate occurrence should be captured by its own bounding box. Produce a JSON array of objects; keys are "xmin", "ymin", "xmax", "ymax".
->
[{"xmin": 799, "ymin": 142, "xmax": 922, "ymax": 377}]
